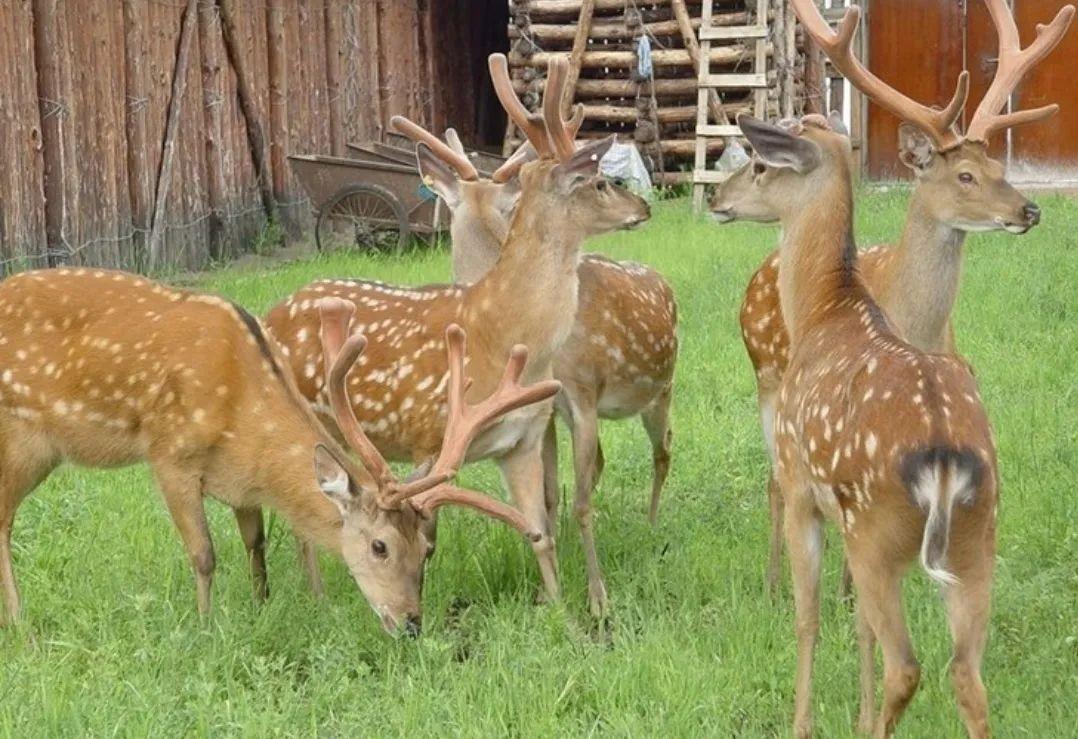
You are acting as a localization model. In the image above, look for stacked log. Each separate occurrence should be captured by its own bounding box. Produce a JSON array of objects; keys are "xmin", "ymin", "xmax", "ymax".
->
[{"xmin": 505, "ymin": 0, "xmax": 786, "ymax": 181}]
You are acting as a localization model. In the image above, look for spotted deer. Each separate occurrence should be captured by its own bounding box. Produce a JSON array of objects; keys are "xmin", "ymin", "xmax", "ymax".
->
[
  {"xmin": 737, "ymin": 106, "xmax": 1001, "ymax": 737},
  {"xmin": 713, "ymin": 0, "xmax": 1073, "ymax": 598},
  {"xmin": 388, "ymin": 59, "xmax": 677, "ymax": 618},
  {"xmin": 0, "ymin": 270, "xmax": 556, "ymax": 634},
  {"xmin": 265, "ymin": 54, "xmax": 651, "ymax": 606}
]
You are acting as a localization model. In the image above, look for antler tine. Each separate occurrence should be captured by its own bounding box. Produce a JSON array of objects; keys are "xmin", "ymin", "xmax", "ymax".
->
[
  {"xmin": 543, "ymin": 56, "xmax": 577, "ymax": 160},
  {"xmin": 566, "ymin": 103, "xmax": 585, "ymax": 139},
  {"xmin": 491, "ymin": 141, "xmax": 538, "ymax": 183},
  {"xmin": 318, "ymin": 299, "xmax": 394, "ymax": 489},
  {"xmin": 428, "ymin": 325, "xmax": 560, "ymax": 483},
  {"xmin": 390, "ymin": 115, "xmax": 479, "ymax": 181},
  {"xmin": 489, "ymin": 53, "xmax": 552, "ymax": 157},
  {"xmin": 444, "ymin": 128, "xmax": 466, "ymax": 156},
  {"xmin": 790, "ymin": 0, "xmax": 969, "ymax": 151},
  {"xmin": 411, "ymin": 484, "xmax": 543, "ymax": 541},
  {"xmin": 967, "ymin": 1, "xmax": 1075, "ymax": 142},
  {"xmin": 319, "ymin": 298, "xmax": 452, "ymax": 508}
]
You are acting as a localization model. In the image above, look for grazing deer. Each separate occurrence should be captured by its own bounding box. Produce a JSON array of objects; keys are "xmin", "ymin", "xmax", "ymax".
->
[
  {"xmin": 265, "ymin": 54, "xmax": 651, "ymax": 606},
  {"xmin": 713, "ymin": 0, "xmax": 1073, "ymax": 597},
  {"xmin": 0, "ymin": 269, "xmax": 557, "ymax": 633},
  {"xmin": 389, "ymin": 65, "xmax": 677, "ymax": 618},
  {"xmin": 737, "ymin": 107, "xmax": 1001, "ymax": 737}
]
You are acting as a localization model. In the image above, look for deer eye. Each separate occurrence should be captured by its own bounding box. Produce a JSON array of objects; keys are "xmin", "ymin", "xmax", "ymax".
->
[
  {"xmin": 753, "ymin": 162, "xmax": 767, "ymax": 176},
  {"xmin": 371, "ymin": 539, "xmax": 388, "ymax": 558},
  {"xmin": 958, "ymin": 172, "xmax": 974, "ymax": 184}
]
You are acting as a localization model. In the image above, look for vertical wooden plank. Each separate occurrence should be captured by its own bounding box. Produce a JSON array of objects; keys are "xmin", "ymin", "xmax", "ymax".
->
[
  {"xmin": 146, "ymin": 0, "xmax": 199, "ymax": 270},
  {"xmin": 199, "ymin": 0, "xmax": 229, "ymax": 261},
  {"xmin": 0, "ymin": 0, "xmax": 47, "ymax": 270},
  {"xmin": 123, "ymin": 0, "xmax": 153, "ymax": 268},
  {"xmin": 266, "ymin": 0, "xmax": 289, "ymax": 218},
  {"xmin": 325, "ymin": 1, "xmax": 345, "ymax": 155}
]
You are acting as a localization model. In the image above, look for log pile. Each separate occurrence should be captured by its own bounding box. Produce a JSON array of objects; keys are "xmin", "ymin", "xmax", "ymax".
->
[{"xmin": 506, "ymin": 0, "xmax": 800, "ymax": 183}]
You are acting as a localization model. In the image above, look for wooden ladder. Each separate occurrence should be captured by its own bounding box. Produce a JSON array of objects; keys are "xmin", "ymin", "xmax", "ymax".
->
[{"xmin": 691, "ymin": 0, "xmax": 771, "ymax": 211}]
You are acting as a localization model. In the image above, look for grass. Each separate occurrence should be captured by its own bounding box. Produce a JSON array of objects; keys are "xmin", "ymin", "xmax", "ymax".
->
[{"xmin": 1, "ymin": 191, "xmax": 1076, "ymax": 737}]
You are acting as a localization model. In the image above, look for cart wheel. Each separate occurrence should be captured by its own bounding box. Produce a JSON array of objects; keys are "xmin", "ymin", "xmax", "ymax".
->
[{"xmin": 315, "ymin": 183, "xmax": 410, "ymax": 253}]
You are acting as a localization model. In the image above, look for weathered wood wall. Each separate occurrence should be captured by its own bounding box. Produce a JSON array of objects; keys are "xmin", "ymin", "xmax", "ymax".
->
[{"xmin": 1, "ymin": 0, "xmax": 496, "ymax": 275}]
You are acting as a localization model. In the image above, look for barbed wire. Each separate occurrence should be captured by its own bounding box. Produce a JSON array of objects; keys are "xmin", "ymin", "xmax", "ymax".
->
[{"xmin": 0, "ymin": 196, "xmax": 310, "ymax": 273}]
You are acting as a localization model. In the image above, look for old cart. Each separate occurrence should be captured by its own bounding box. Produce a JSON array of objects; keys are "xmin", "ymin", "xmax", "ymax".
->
[{"xmin": 289, "ymin": 137, "xmax": 506, "ymax": 253}]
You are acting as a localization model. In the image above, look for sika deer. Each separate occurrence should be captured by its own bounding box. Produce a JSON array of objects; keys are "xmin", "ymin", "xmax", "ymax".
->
[
  {"xmin": 0, "ymin": 270, "xmax": 556, "ymax": 633},
  {"xmin": 738, "ymin": 109, "xmax": 1000, "ymax": 738},
  {"xmin": 389, "ymin": 64, "xmax": 677, "ymax": 618},
  {"xmin": 712, "ymin": 0, "xmax": 1073, "ymax": 596},
  {"xmin": 265, "ymin": 54, "xmax": 651, "ymax": 605}
]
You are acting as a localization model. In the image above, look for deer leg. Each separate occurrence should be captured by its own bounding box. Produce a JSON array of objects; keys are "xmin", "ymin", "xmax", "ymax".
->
[
  {"xmin": 153, "ymin": 461, "xmax": 216, "ymax": 617},
  {"xmin": 297, "ymin": 538, "xmax": 325, "ymax": 598},
  {"xmin": 838, "ymin": 556, "xmax": 854, "ymax": 601},
  {"xmin": 855, "ymin": 593, "xmax": 878, "ymax": 734},
  {"xmin": 759, "ymin": 387, "xmax": 783, "ymax": 596},
  {"xmin": 233, "ymin": 507, "xmax": 268, "ymax": 602},
  {"xmin": 0, "ymin": 429, "xmax": 57, "ymax": 625},
  {"xmin": 498, "ymin": 441, "xmax": 559, "ymax": 604},
  {"xmin": 640, "ymin": 382, "xmax": 673, "ymax": 526},
  {"xmin": 784, "ymin": 489, "xmax": 824, "ymax": 739},
  {"xmin": 944, "ymin": 539, "xmax": 994, "ymax": 738},
  {"xmin": 766, "ymin": 472, "xmax": 785, "ymax": 598},
  {"xmin": 567, "ymin": 394, "xmax": 607, "ymax": 617},
  {"xmin": 847, "ymin": 550, "xmax": 919, "ymax": 738},
  {"xmin": 541, "ymin": 414, "xmax": 560, "ymax": 536}
]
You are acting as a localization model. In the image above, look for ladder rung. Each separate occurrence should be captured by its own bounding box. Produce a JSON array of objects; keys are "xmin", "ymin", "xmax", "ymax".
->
[
  {"xmin": 693, "ymin": 170, "xmax": 733, "ymax": 184},
  {"xmin": 699, "ymin": 25, "xmax": 769, "ymax": 40},
  {"xmin": 696, "ymin": 124, "xmax": 743, "ymax": 137},
  {"xmin": 701, "ymin": 73, "xmax": 768, "ymax": 89}
]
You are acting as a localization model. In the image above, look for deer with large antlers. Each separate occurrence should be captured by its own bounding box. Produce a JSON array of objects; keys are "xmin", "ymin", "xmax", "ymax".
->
[
  {"xmin": 712, "ymin": 0, "xmax": 1073, "ymax": 597},
  {"xmin": 388, "ymin": 57, "xmax": 677, "ymax": 618},
  {"xmin": 734, "ymin": 108, "xmax": 1000, "ymax": 738},
  {"xmin": 0, "ymin": 269, "xmax": 556, "ymax": 634},
  {"xmin": 265, "ymin": 54, "xmax": 650, "ymax": 606}
]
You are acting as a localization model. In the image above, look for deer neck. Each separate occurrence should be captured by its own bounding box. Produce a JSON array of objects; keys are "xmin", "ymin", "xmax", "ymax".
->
[
  {"xmin": 233, "ymin": 386, "xmax": 344, "ymax": 554},
  {"xmin": 876, "ymin": 193, "xmax": 967, "ymax": 353},
  {"xmin": 450, "ymin": 213, "xmax": 506, "ymax": 285},
  {"xmin": 462, "ymin": 195, "xmax": 581, "ymax": 369},
  {"xmin": 778, "ymin": 175, "xmax": 857, "ymax": 346}
]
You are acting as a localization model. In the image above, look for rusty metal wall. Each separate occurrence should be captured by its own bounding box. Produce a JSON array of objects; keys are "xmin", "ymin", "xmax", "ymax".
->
[{"xmin": 0, "ymin": 0, "xmax": 461, "ymax": 275}]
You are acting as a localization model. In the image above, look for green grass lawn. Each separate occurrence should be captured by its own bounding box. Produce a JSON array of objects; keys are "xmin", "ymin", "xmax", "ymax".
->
[{"xmin": 1, "ymin": 191, "xmax": 1075, "ymax": 737}]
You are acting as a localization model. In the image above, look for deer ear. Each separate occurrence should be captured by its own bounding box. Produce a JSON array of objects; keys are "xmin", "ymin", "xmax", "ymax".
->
[
  {"xmin": 738, "ymin": 114, "xmax": 821, "ymax": 174},
  {"xmin": 897, "ymin": 123, "xmax": 936, "ymax": 173},
  {"xmin": 551, "ymin": 135, "xmax": 614, "ymax": 184},
  {"xmin": 314, "ymin": 444, "xmax": 357, "ymax": 515},
  {"xmin": 416, "ymin": 143, "xmax": 462, "ymax": 209}
]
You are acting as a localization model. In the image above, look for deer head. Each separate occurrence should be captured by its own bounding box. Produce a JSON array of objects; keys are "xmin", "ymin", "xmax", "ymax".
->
[
  {"xmin": 787, "ymin": 0, "xmax": 1073, "ymax": 235},
  {"xmin": 714, "ymin": 114, "xmax": 854, "ymax": 226},
  {"xmin": 314, "ymin": 298, "xmax": 560, "ymax": 636},
  {"xmin": 390, "ymin": 54, "xmax": 648, "ymax": 286}
]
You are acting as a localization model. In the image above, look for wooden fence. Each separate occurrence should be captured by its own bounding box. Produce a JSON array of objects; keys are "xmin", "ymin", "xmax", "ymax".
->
[{"xmin": 0, "ymin": 0, "xmax": 457, "ymax": 275}]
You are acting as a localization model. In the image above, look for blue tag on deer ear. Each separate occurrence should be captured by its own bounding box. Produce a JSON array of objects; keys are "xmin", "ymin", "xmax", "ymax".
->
[{"xmin": 418, "ymin": 183, "xmax": 437, "ymax": 201}]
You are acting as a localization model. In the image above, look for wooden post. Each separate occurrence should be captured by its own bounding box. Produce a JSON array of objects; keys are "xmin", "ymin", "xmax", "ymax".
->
[
  {"xmin": 562, "ymin": 0, "xmax": 596, "ymax": 115},
  {"xmin": 217, "ymin": 0, "xmax": 276, "ymax": 223},
  {"xmin": 146, "ymin": 0, "xmax": 198, "ymax": 271}
]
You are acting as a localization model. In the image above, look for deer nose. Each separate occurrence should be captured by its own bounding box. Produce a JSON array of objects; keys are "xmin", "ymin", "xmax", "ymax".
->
[
  {"xmin": 1023, "ymin": 202, "xmax": 1041, "ymax": 226},
  {"xmin": 404, "ymin": 614, "xmax": 422, "ymax": 638}
]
